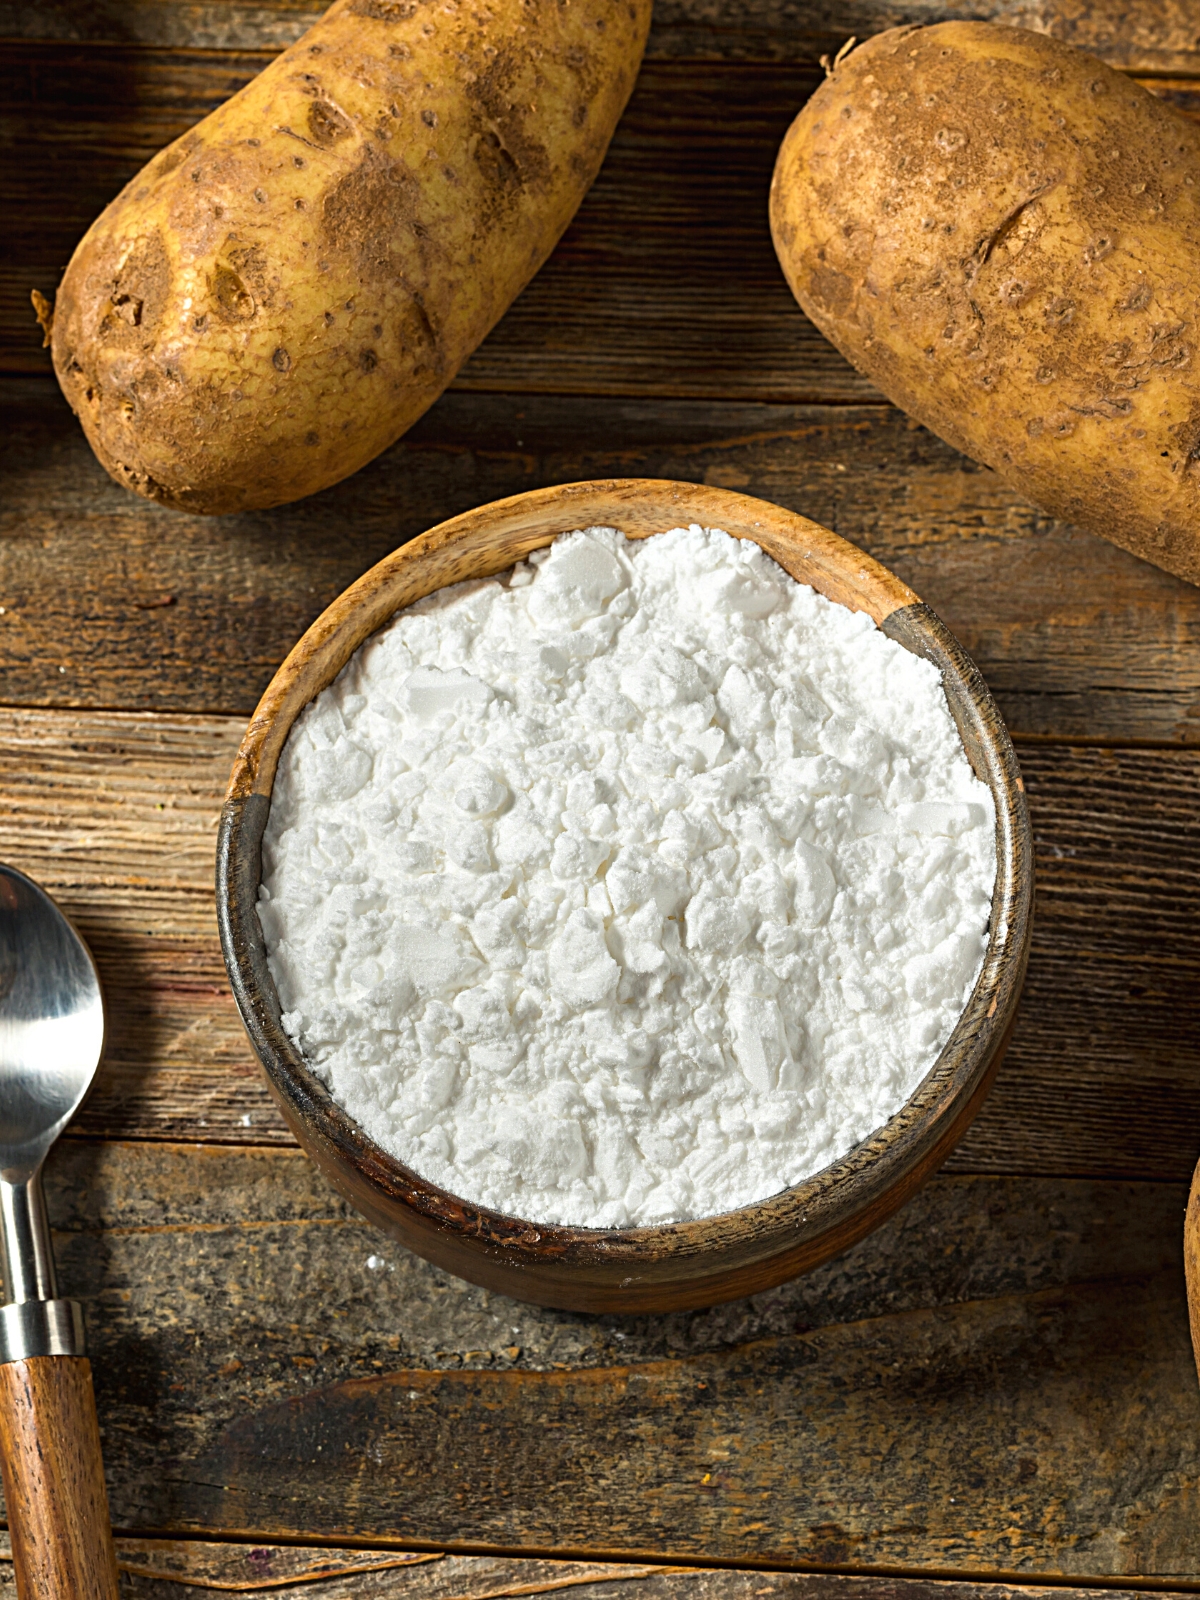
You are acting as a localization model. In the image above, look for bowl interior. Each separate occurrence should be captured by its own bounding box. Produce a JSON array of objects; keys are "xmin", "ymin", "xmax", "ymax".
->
[{"xmin": 218, "ymin": 479, "xmax": 1032, "ymax": 1306}]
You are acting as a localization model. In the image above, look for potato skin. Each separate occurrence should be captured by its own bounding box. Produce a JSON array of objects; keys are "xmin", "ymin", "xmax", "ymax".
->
[
  {"xmin": 770, "ymin": 23, "xmax": 1200, "ymax": 584},
  {"xmin": 51, "ymin": 0, "xmax": 650, "ymax": 514}
]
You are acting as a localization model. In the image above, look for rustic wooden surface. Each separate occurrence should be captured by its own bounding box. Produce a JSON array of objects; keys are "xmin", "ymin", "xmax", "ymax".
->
[
  {"xmin": 25, "ymin": 1143, "xmax": 1199, "ymax": 1569},
  {"xmin": 9, "ymin": 383, "xmax": 1200, "ymax": 744},
  {"xmin": 2, "ymin": 0, "xmax": 1200, "ymax": 1589}
]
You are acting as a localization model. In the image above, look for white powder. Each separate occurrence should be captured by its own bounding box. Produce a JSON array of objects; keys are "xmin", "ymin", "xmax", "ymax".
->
[{"xmin": 260, "ymin": 526, "xmax": 996, "ymax": 1228}]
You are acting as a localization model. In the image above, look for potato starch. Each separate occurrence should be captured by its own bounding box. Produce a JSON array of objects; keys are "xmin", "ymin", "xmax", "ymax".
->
[{"xmin": 260, "ymin": 526, "xmax": 996, "ymax": 1227}]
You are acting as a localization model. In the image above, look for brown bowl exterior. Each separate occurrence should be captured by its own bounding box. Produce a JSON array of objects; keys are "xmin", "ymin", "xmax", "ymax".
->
[{"xmin": 217, "ymin": 479, "xmax": 1032, "ymax": 1312}]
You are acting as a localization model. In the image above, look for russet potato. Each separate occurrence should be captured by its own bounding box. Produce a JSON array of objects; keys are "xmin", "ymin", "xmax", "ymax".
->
[
  {"xmin": 770, "ymin": 23, "xmax": 1200, "ymax": 585},
  {"xmin": 47, "ymin": 0, "xmax": 650, "ymax": 514}
]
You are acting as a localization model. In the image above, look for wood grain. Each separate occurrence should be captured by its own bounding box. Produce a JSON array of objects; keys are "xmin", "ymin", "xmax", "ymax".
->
[
  {"xmin": 19, "ymin": 1141, "xmax": 1197, "ymax": 1574},
  {"xmin": 650, "ymin": 0, "xmax": 1200, "ymax": 73},
  {"xmin": 0, "ymin": 1356, "xmax": 119, "ymax": 1598},
  {"xmin": 4, "ymin": 0, "xmax": 1199, "ymax": 72},
  {"xmin": 5, "ymin": 1547, "xmax": 1200, "ymax": 1597},
  {"xmin": 949, "ymin": 741, "xmax": 1200, "ymax": 1180},
  {"xmin": 3, "ymin": 51, "xmax": 1198, "ymax": 390},
  {"xmin": 7, "ymin": 381, "xmax": 1200, "ymax": 744},
  {"xmin": 108, "ymin": 1572, "xmax": 1200, "ymax": 1600},
  {"xmin": 172, "ymin": 1284, "xmax": 1198, "ymax": 1569},
  {"xmin": 112, "ymin": 1547, "xmax": 663, "ymax": 1597}
]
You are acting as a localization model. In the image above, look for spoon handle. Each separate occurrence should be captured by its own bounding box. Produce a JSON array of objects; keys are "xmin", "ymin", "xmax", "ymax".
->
[{"xmin": 0, "ymin": 1353, "xmax": 119, "ymax": 1599}]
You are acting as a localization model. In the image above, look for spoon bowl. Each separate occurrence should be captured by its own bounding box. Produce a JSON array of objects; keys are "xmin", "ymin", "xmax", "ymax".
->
[{"xmin": 0, "ymin": 866, "xmax": 104, "ymax": 1183}]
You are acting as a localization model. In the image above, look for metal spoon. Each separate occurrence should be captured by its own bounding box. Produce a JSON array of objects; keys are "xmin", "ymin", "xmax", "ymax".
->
[{"xmin": 0, "ymin": 862, "xmax": 118, "ymax": 1598}]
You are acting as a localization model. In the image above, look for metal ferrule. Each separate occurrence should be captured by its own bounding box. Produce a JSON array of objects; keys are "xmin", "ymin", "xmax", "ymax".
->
[
  {"xmin": 0, "ymin": 1169, "xmax": 87, "ymax": 1360},
  {"xmin": 0, "ymin": 1298, "xmax": 85, "ymax": 1363}
]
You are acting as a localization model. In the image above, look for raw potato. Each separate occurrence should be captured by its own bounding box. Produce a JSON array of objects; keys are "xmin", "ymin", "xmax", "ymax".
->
[
  {"xmin": 770, "ymin": 23, "xmax": 1200, "ymax": 585},
  {"xmin": 48, "ymin": 0, "xmax": 651, "ymax": 515}
]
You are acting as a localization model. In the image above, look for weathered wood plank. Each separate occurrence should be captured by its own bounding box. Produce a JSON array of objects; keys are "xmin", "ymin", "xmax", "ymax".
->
[
  {"xmin": 3, "ymin": 0, "xmax": 1199, "ymax": 73},
  {"xmin": 949, "ymin": 742, "xmax": 1200, "ymax": 1180},
  {"xmin": 0, "ymin": 708, "xmax": 279, "ymax": 1140},
  {"xmin": 6, "ymin": 382, "xmax": 1200, "ymax": 743},
  {"xmin": 26, "ymin": 1142, "xmax": 1198, "ymax": 1573},
  {"xmin": 43, "ymin": 1143, "xmax": 1188, "ymax": 1367},
  {"xmin": 649, "ymin": 0, "xmax": 1200, "ymax": 72},
  {"xmin": 170, "ymin": 1287, "xmax": 1199, "ymax": 1570},
  {"xmin": 112, "ymin": 1550, "xmax": 675, "ymax": 1598},
  {"xmin": 42, "ymin": 1548, "xmax": 1200, "ymax": 1600},
  {"xmin": 112, "ymin": 1548, "xmax": 673, "ymax": 1597},
  {"xmin": 4, "ymin": 51, "xmax": 1198, "ymax": 389},
  {"xmin": 1, "ymin": 708, "xmax": 1198, "ymax": 1180},
  {"xmin": 8, "ymin": 1545, "xmax": 1200, "ymax": 1597}
]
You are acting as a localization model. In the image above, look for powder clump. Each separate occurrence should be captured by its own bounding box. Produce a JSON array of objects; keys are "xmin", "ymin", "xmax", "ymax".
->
[{"xmin": 260, "ymin": 525, "xmax": 996, "ymax": 1227}]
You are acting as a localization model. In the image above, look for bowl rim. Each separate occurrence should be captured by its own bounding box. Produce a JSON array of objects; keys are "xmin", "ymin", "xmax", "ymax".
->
[{"xmin": 217, "ymin": 478, "xmax": 1032, "ymax": 1289}]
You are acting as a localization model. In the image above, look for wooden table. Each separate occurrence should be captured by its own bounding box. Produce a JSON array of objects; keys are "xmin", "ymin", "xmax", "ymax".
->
[{"xmin": 4, "ymin": 0, "xmax": 1200, "ymax": 1594}]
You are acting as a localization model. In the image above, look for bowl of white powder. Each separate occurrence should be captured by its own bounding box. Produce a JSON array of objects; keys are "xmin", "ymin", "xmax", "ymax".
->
[{"xmin": 218, "ymin": 479, "xmax": 1031, "ymax": 1312}]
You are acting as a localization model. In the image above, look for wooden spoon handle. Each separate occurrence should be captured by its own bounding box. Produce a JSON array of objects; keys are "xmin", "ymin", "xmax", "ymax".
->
[{"xmin": 0, "ymin": 1355, "xmax": 119, "ymax": 1599}]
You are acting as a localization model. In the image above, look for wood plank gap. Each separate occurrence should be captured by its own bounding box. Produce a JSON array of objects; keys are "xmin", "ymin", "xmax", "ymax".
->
[
  {"xmin": 0, "ymin": 698, "xmax": 245, "ymax": 723},
  {"xmin": 445, "ymin": 385, "xmax": 886, "ymax": 406},
  {"xmin": 59, "ymin": 1132, "xmax": 295, "ymax": 1153},
  {"xmin": 0, "ymin": 35, "xmax": 278, "ymax": 58},
  {"xmin": 1104, "ymin": 68, "xmax": 1200, "ymax": 82},
  {"xmin": 2, "ymin": 34, "xmax": 1198, "ymax": 80},
  {"xmin": 1007, "ymin": 732, "xmax": 1200, "ymax": 752}
]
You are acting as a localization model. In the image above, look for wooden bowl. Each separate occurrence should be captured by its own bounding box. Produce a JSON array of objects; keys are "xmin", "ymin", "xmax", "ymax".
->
[{"xmin": 217, "ymin": 479, "xmax": 1033, "ymax": 1313}]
